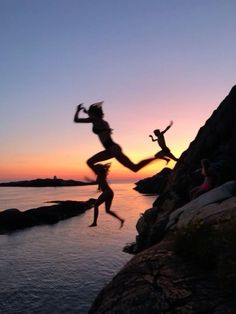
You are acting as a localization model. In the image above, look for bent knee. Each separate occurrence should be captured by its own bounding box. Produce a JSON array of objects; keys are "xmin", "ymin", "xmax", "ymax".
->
[
  {"xmin": 155, "ymin": 151, "xmax": 163, "ymax": 157},
  {"xmin": 87, "ymin": 159, "xmax": 94, "ymax": 167}
]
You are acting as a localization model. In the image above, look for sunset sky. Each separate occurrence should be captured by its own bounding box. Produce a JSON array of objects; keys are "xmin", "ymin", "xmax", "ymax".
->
[{"xmin": 1, "ymin": 0, "xmax": 236, "ymax": 182}]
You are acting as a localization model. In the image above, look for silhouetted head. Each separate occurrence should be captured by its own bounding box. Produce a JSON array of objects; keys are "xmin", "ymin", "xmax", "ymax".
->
[
  {"xmin": 154, "ymin": 129, "xmax": 161, "ymax": 136},
  {"xmin": 86, "ymin": 102, "xmax": 104, "ymax": 118},
  {"xmin": 94, "ymin": 163, "xmax": 111, "ymax": 177}
]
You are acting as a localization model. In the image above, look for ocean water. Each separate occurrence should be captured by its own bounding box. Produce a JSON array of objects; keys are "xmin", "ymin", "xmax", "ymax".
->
[{"xmin": 0, "ymin": 183, "xmax": 156, "ymax": 314}]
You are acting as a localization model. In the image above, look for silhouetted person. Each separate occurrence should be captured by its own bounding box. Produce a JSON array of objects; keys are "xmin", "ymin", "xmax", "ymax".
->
[
  {"xmin": 149, "ymin": 121, "xmax": 179, "ymax": 164},
  {"xmin": 190, "ymin": 159, "xmax": 217, "ymax": 199},
  {"xmin": 74, "ymin": 102, "xmax": 156, "ymax": 173},
  {"xmin": 89, "ymin": 163, "xmax": 124, "ymax": 228}
]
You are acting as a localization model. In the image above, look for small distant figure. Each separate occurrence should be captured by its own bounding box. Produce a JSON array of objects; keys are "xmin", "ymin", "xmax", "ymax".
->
[
  {"xmin": 149, "ymin": 121, "xmax": 179, "ymax": 164},
  {"xmin": 190, "ymin": 159, "xmax": 217, "ymax": 199},
  {"xmin": 74, "ymin": 102, "xmax": 156, "ymax": 174},
  {"xmin": 89, "ymin": 163, "xmax": 125, "ymax": 228}
]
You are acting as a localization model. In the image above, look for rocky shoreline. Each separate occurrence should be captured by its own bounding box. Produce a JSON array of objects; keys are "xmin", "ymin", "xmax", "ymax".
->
[
  {"xmin": 89, "ymin": 86, "xmax": 236, "ymax": 313},
  {"xmin": 133, "ymin": 167, "xmax": 172, "ymax": 195},
  {"xmin": 0, "ymin": 177, "xmax": 96, "ymax": 187},
  {"xmin": 0, "ymin": 199, "xmax": 95, "ymax": 234}
]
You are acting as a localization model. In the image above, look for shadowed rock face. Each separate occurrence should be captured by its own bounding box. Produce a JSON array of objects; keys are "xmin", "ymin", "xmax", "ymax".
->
[
  {"xmin": 88, "ymin": 87, "xmax": 236, "ymax": 313},
  {"xmin": 0, "ymin": 199, "xmax": 96, "ymax": 234},
  {"xmin": 89, "ymin": 238, "xmax": 236, "ymax": 314},
  {"xmin": 158, "ymin": 85, "xmax": 236, "ymax": 210},
  {"xmin": 90, "ymin": 183, "xmax": 236, "ymax": 313},
  {"xmin": 166, "ymin": 181, "xmax": 236, "ymax": 231},
  {"xmin": 134, "ymin": 168, "xmax": 172, "ymax": 194},
  {"xmin": 132, "ymin": 86, "xmax": 236, "ymax": 252}
]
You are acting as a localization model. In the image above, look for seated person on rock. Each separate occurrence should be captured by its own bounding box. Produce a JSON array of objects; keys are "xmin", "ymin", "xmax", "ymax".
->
[
  {"xmin": 190, "ymin": 159, "xmax": 218, "ymax": 199},
  {"xmin": 149, "ymin": 121, "xmax": 179, "ymax": 164}
]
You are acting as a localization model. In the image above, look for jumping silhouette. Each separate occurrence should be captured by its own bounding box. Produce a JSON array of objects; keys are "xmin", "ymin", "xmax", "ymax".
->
[
  {"xmin": 89, "ymin": 163, "xmax": 124, "ymax": 228},
  {"xmin": 149, "ymin": 121, "xmax": 179, "ymax": 164},
  {"xmin": 74, "ymin": 102, "xmax": 156, "ymax": 173}
]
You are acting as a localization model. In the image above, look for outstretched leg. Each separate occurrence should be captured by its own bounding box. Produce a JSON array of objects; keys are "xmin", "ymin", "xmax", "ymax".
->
[
  {"xmin": 166, "ymin": 151, "xmax": 179, "ymax": 162},
  {"xmin": 116, "ymin": 151, "xmax": 156, "ymax": 172},
  {"xmin": 89, "ymin": 205, "xmax": 99, "ymax": 227},
  {"xmin": 104, "ymin": 192, "xmax": 124, "ymax": 228},
  {"xmin": 89, "ymin": 193, "xmax": 106, "ymax": 227},
  {"xmin": 87, "ymin": 146, "xmax": 155, "ymax": 173},
  {"xmin": 87, "ymin": 150, "xmax": 114, "ymax": 173},
  {"xmin": 155, "ymin": 151, "xmax": 171, "ymax": 164}
]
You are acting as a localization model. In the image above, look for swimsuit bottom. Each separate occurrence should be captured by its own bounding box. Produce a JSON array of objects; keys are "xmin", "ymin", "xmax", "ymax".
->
[
  {"xmin": 200, "ymin": 182, "xmax": 210, "ymax": 191},
  {"xmin": 103, "ymin": 138, "xmax": 119, "ymax": 150},
  {"xmin": 155, "ymin": 147, "xmax": 170, "ymax": 156},
  {"xmin": 162, "ymin": 147, "xmax": 170, "ymax": 153}
]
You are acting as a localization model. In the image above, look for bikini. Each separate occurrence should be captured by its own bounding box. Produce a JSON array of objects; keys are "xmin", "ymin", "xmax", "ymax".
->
[
  {"xmin": 200, "ymin": 180, "xmax": 210, "ymax": 191},
  {"xmin": 92, "ymin": 126, "xmax": 112, "ymax": 135},
  {"xmin": 92, "ymin": 126, "xmax": 116, "ymax": 149}
]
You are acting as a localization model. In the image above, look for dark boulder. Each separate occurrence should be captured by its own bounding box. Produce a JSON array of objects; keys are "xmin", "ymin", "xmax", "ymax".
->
[
  {"xmin": 89, "ymin": 86, "xmax": 236, "ymax": 313},
  {"xmin": 134, "ymin": 167, "xmax": 172, "ymax": 194},
  {"xmin": 90, "ymin": 237, "xmax": 236, "ymax": 313},
  {"xmin": 159, "ymin": 85, "xmax": 236, "ymax": 209},
  {"xmin": 0, "ymin": 199, "xmax": 96, "ymax": 234}
]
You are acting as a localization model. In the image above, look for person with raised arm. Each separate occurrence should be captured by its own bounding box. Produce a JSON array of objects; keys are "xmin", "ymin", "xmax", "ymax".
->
[
  {"xmin": 149, "ymin": 121, "xmax": 179, "ymax": 164},
  {"xmin": 74, "ymin": 102, "xmax": 156, "ymax": 173},
  {"xmin": 190, "ymin": 159, "xmax": 218, "ymax": 199}
]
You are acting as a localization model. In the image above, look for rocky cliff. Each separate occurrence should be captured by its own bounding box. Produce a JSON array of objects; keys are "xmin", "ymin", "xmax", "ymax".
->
[
  {"xmin": 133, "ymin": 85, "xmax": 236, "ymax": 252},
  {"xmin": 89, "ymin": 86, "xmax": 236, "ymax": 313}
]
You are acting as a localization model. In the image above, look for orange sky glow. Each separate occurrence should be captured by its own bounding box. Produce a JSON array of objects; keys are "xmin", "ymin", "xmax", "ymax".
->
[{"xmin": 1, "ymin": 1, "xmax": 235, "ymax": 182}]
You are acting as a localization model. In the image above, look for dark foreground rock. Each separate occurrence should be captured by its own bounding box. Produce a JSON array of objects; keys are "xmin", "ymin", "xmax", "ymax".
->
[
  {"xmin": 133, "ymin": 85, "xmax": 236, "ymax": 252},
  {"xmin": 90, "ymin": 184, "xmax": 236, "ymax": 313},
  {"xmin": 0, "ymin": 199, "xmax": 95, "ymax": 234},
  {"xmin": 129, "ymin": 181, "xmax": 236, "ymax": 253},
  {"xmin": 89, "ymin": 237, "xmax": 236, "ymax": 313},
  {"xmin": 89, "ymin": 87, "xmax": 236, "ymax": 313}
]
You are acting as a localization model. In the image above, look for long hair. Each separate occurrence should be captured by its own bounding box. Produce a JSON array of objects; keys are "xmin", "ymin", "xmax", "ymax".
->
[
  {"xmin": 85, "ymin": 101, "xmax": 104, "ymax": 118},
  {"xmin": 94, "ymin": 163, "xmax": 111, "ymax": 177}
]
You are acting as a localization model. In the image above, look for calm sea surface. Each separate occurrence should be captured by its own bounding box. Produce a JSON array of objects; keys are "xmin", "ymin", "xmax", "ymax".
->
[{"xmin": 0, "ymin": 183, "xmax": 156, "ymax": 314}]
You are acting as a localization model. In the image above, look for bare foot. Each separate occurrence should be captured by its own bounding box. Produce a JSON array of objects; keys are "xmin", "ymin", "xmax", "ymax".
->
[{"xmin": 89, "ymin": 223, "xmax": 97, "ymax": 227}]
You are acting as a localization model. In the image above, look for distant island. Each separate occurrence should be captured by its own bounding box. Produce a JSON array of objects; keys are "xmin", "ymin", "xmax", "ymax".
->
[{"xmin": 0, "ymin": 176, "xmax": 96, "ymax": 187}]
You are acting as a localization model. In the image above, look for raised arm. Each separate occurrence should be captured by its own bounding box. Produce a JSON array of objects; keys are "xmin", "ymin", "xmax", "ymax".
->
[
  {"xmin": 73, "ymin": 104, "xmax": 92, "ymax": 123},
  {"xmin": 161, "ymin": 120, "xmax": 173, "ymax": 134},
  {"xmin": 149, "ymin": 134, "xmax": 157, "ymax": 142}
]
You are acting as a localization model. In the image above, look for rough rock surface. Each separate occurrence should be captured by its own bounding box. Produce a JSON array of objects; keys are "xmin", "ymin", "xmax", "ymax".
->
[
  {"xmin": 133, "ymin": 86, "xmax": 236, "ymax": 252},
  {"xmin": 0, "ymin": 199, "xmax": 95, "ymax": 234},
  {"xmin": 166, "ymin": 181, "xmax": 236, "ymax": 230},
  {"xmin": 89, "ymin": 87, "xmax": 236, "ymax": 313},
  {"xmin": 126, "ymin": 181, "xmax": 236, "ymax": 254},
  {"xmin": 154, "ymin": 85, "xmax": 236, "ymax": 209},
  {"xmin": 90, "ymin": 238, "xmax": 236, "ymax": 313}
]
